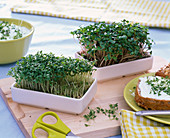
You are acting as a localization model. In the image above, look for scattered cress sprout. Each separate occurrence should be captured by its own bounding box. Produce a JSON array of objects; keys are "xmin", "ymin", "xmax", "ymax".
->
[
  {"xmin": 8, "ymin": 51, "xmax": 95, "ymax": 99},
  {"xmin": 83, "ymin": 103, "xmax": 119, "ymax": 127},
  {"xmin": 71, "ymin": 19, "xmax": 154, "ymax": 67}
]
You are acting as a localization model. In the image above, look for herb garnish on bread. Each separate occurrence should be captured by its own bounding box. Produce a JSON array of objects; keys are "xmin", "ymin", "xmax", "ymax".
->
[{"xmin": 135, "ymin": 63, "xmax": 170, "ymax": 110}]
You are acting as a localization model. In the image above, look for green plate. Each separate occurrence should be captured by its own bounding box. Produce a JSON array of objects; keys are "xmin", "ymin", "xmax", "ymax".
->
[{"xmin": 124, "ymin": 73, "xmax": 170, "ymax": 125}]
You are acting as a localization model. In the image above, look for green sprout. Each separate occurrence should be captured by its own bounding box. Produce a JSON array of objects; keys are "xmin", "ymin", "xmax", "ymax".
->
[
  {"xmin": 8, "ymin": 51, "xmax": 95, "ymax": 99},
  {"xmin": 146, "ymin": 76, "xmax": 170, "ymax": 96},
  {"xmin": 71, "ymin": 19, "xmax": 154, "ymax": 67},
  {"xmin": 83, "ymin": 103, "xmax": 119, "ymax": 127},
  {"xmin": 0, "ymin": 21, "xmax": 24, "ymax": 40}
]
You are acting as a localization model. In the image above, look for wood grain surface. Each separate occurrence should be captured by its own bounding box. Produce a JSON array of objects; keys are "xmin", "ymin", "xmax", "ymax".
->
[{"xmin": 0, "ymin": 56, "xmax": 168, "ymax": 138}]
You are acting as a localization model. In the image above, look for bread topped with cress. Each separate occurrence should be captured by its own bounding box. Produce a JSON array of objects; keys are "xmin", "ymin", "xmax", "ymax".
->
[{"xmin": 135, "ymin": 63, "xmax": 170, "ymax": 110}]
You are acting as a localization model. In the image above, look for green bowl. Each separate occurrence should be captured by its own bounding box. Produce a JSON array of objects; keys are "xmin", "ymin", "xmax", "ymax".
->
[{"xmin": 0, "ymin": 18, "xmax": 34, "ymax": 64}]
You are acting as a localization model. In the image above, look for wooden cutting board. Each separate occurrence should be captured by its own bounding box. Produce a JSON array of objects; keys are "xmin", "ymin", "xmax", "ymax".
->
[{"xmin": 0, "ymin": 56, "xmax": 168, "ymax": 138}]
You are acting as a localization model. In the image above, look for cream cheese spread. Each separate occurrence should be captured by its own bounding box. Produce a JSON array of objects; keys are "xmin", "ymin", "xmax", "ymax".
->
[
  {"xmin": 0, "ymin": 21, "xmax": 30, "ymax": 40},
  {"xmin": 139, "ymin": 76, "xmax": 170, "ymax": 100}
]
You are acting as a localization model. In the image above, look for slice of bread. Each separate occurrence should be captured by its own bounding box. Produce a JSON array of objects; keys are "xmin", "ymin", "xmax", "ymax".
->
[
  {"xmin": 135, "ymin": 64, "xmax": 170, "ymax": 110},
  {"xmin": 155, "ymin": 63, "xmax": 170, "ymax": 78}
]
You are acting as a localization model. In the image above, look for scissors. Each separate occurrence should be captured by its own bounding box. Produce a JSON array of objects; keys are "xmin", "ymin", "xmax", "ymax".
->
[{"xmin": 32, "ymin": 111, "xmax": 78, "ymax": 138}]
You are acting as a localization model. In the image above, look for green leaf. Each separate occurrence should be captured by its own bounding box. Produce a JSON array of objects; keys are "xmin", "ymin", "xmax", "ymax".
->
[{"xmin": 70, "ymin": 19, "xmax": 154, "ymax": 67}]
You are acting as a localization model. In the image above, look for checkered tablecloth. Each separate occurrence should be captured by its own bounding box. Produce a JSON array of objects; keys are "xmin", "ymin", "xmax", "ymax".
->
[
  {"xmin": 11, "ymin": 0, "xmax": 170, "ymax": 28},
  {"xmin": 120, "ymin": 109, "xmax": 170, "ymax": 138}
]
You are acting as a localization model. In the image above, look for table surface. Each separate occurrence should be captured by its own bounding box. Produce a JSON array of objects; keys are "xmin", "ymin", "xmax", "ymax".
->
[{"xmin": 0, "ymin": 1, "xmax": 170, "ymax": 138}]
